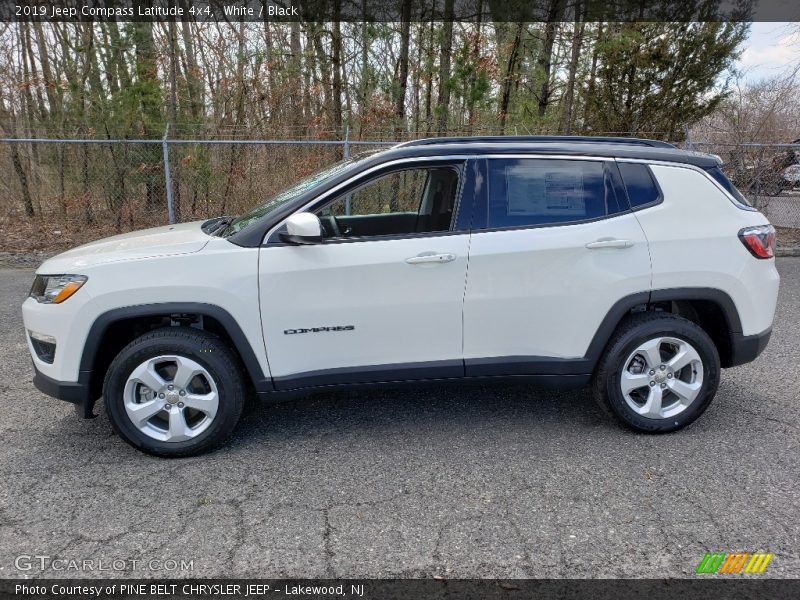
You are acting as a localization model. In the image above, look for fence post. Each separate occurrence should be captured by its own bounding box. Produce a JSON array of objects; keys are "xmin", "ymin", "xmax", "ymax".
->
[
  {"xmin": 344, "ymin": 125, "xmax": 352, "ymax": 216},
  {"xmin": 163, "ymin": 125, "xmax": 175, "ymax": 224},
  {"xmin": 684, "ymin": 125, "xmax": 694, "ymax": 151}
]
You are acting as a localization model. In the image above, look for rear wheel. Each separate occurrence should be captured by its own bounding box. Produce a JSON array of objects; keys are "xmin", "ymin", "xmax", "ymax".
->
[
  {"xmin": 103, "ymin": 328, "xmax": 245, "ymax": 457},
  {"xmin": 592, "ymin": 313, "xmax": 720, "ymax": 433}
]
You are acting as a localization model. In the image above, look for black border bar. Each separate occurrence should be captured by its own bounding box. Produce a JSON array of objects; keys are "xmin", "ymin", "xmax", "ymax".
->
[
  {"xmin": 3, "ymin": 0, "xmax": 800, "ymax": 22},
  {"xmin": 2, "ymin": 579, "xmax": 800, "ymax": 600}
]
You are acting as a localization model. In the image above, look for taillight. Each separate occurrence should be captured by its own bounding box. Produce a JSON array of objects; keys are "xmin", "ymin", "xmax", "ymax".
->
[{"xmin": 738, "ymin": 225, "xmax": 775, "ymax": 259}]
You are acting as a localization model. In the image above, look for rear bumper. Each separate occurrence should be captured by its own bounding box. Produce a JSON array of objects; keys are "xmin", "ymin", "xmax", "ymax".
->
[
  {"xmin": 32, "ymin": 364, "xmax": 96, "ymax": 418},
  {"xmin": 729, "ymin": 327, "xmax": 772, "ymax": 367}
]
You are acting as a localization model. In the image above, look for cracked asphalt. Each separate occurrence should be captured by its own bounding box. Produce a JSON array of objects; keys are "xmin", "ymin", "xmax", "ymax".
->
[{"xmin": 0, "ymin": 260, "xmax": 798, "ymax": 580}]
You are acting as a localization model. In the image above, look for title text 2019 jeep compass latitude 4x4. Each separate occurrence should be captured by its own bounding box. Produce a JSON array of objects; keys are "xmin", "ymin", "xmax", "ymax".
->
[{"xmin": 22, "ymin": 136, "xmax": 779, "ymax": 456}]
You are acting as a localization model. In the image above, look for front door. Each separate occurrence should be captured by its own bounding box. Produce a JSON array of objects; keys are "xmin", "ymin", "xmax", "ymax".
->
[{"xmin": 259, "ymin": 160, "xmax": 473, "ymax": 390}]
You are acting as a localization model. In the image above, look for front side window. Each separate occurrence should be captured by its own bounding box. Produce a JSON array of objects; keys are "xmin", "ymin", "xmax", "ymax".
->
[
  {"xmin": 315, "ymin": 166, "xmax": 460, "ymax": 239},
  {"xmin": 487, "ymin": 159, "xmax": 625, "ymax": 228}
]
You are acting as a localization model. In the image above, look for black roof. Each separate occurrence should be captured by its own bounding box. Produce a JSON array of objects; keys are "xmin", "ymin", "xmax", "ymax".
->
[
  {"xmin": 379, "ymin": 136, "xmax": 720, "ymax": 168},
  {"xmin": 398, "ymin": 135, "xmax": 677, "ymax": 149}
]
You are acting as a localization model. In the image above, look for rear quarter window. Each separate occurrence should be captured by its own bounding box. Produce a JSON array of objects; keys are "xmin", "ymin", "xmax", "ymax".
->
[
  {"xmin": 617, "ymin": 162, "xmax": 661, "ymax": 209},
  {"xmin": 704, "ymin": 166, "xmax": 753, "ymax": 208}
]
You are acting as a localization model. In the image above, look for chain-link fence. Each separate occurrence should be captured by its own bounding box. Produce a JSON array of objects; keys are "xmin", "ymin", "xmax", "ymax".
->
[
  {"xmin": 687, "ymin": 141, "xmax": 800, "ymax": 230},
  {"xmin": 1, "ymin": 136, "xmax": 798, "ymax": 253},
  {"xmin": 0, "ymin": 136, "xmax": 391, "ymax": 231}
]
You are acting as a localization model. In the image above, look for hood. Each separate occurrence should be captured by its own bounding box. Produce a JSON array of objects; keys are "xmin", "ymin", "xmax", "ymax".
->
[{"xmin": 38, "ymin": 221, "xmax": 212, "ymax": 272}]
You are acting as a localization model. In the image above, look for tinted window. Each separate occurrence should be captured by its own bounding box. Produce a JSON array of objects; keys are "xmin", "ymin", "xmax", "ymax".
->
[
  {"xmin": 704, "ymin": 166, "xmax": 752, "ymax": 207},
  {"xmin": 618, "ymin": 162, "xmax": 661, "ymax": 208},
  {"xmin": 487, "ymin": 159, "xmax": 624, "ymax": 228},
  {"xmin": 314, "ymin": 167, "xmax": 460, "ymax": 239}
]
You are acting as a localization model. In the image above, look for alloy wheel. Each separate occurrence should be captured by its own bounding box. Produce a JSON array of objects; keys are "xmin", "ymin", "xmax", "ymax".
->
[
  {"xmin": 620, "ymin": 336, "xmax": 704, "ymax": 420},
  {"xmin": 123, "ymin": 355, "xmax": 219, "ymax": 442}
]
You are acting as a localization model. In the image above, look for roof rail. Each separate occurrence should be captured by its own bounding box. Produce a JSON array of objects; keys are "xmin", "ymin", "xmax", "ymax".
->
[{"xmin": 396, "ymin": 135, "xmax": 676, "ymax": 149}]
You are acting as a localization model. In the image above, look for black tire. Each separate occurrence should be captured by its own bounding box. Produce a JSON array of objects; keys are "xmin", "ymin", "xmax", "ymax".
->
[
  {"xmin": 103, "ymin": 327, "xmax": 245, "ymax": 457},
  {"xmin": 592, "ymin": 312, "xmax": 720, "ymax": 433}
]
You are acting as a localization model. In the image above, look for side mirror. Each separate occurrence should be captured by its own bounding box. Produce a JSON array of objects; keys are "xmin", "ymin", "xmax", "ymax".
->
[{"xmin": 280, "ymin": 212, "xmax": 322, "ymax": 245}]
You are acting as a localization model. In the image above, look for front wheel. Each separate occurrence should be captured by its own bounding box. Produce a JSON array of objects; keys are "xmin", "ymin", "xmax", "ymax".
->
[
  {"xmin": 592, "ymin": 313, "xmax": 720, "ymax": 433},
  {"xmin": 103, "ymin": 328, "xmax": 245, "ymax": 457}
]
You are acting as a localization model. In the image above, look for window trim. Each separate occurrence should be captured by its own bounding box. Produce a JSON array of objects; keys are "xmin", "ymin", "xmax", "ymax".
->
[
  {"xmin": 264, "ymin": 156, "xmax": 473, "ymax": 246},
  {"xmin": 615, "ymin": 159, "xmax": 665, "ymax": 212},
  {"xmin": 475, "ymin": 156, "xmax": 633, "ymax": 233}
]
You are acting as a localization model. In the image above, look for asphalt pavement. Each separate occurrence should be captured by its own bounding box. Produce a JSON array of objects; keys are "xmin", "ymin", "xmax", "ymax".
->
[{"xmin": 0, "ymin": 260, "xmax": 798, "ymax": 579}]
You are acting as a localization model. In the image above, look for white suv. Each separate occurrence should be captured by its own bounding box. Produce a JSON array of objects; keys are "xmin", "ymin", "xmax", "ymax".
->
[{"xmin": 22, "ymin": 136, "xmax": 779, "ymax": 456}]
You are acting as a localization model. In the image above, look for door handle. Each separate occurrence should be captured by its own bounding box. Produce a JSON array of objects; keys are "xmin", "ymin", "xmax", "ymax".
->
[
  {"xmin": 585, "ymin": 239, "xmax": 633, "ymax": 250},
  {"xmin": 405, "ymin": 252, "xmax": 457, "ymax": 265}
]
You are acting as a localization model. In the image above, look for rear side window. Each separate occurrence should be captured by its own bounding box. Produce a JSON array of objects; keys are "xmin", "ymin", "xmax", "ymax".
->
[
  {"xmin": 487, "ymin": 159, "xmax": 625, "ymax": 228},
  {"xmin": 617, "ymin": 162, "xmax": 661, "ymax": 209},
  {"xmin": 703, "ymin": 166, "xmax": 753, "ymax": 208}
]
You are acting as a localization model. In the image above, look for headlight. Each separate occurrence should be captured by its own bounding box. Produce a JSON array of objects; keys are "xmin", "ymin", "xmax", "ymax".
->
[{"xmin": 29, "ymin": 274, "xmax": 88, "ymax": 304}]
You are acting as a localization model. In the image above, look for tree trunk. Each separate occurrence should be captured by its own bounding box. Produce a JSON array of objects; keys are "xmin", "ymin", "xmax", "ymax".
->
[
  {"xmin": 584, "ymin": 21, "xmax": 603, "ymax": 130},
  {"xmin": 560, "ymin": 5, "xmax": 585, "ymax": 134},
  {"xmin": 499, "ymin": 22, "xmax": 524, "ymax": 134},
  {"xmin": 132, "ymin": 22, "xmax": 164, "ymax": 212},
  {"xmin": 22, "ymin": 22, "xmax": 46, "ymax": 120},
  {"xmin": 424, "ymin": 20, "xmax": 435, "ymax": 135},
  {"xmin": 33, "ymin": 22, "xmax": 60, "ymax": 118},
  {"xmin": 435, "ymin": 0, "xmax": 455, "ymax": 135},
  {"xmin": 107, "ymin": 22, "xmax": 131, "ymax": 92},
  {"xmin": 168, "ymin": 19, "xmax": 182, "ymax": 222},
  {"xmin": 412, "ymin": 20, "xmax": 424, "ymax": 137},
  {"xmin": 10, "ymin": 142, "xmax": 35, "ymax": 217},
  {"xmin": 179, "ymin": 11, "xmax": 202, "ymax": 126},
  {"xmin": 358, "ymin": 0, "xmax": 369, "ymax": 139},
  {"xmin": 394, "ymin": 0, "xmax": 412, "ymax": 139},
  {"xmin": 331, "ymin": 12, "xmax": 344, "ymax": 135},
  {"xmin": 466, "ymin": 1, "xmax": 484, "ymax": 135},
  {"xmin": 289, "ymin": 22, "xmax": 303, "ymax": 129},
  {"xmin": 537, "ymin": 0, "xmax": 567, "ymax": 118}
]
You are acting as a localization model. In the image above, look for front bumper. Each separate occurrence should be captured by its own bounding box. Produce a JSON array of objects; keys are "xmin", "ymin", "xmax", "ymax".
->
[
  {"xmin": 32, "ymin": 363, "xmax": 96, "ymax": 418},
  {"xmin": 729, "ymin": 327, "xmax": 772, "ymax": 367}
]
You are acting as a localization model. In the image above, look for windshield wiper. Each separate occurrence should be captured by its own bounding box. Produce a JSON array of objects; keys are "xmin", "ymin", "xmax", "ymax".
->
[{"xmin": 203, "ymin": 215, "xmax": 236, "ymax": 236}]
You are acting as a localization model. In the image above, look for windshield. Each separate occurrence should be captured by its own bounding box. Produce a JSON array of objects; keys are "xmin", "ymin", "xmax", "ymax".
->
[{"xmin": 222, "ymin": 155, "xmax": 368, "ymax": 236}]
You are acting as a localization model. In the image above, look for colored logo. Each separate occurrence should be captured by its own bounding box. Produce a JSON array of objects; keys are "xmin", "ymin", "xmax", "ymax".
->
[{"xmin": 696, "ymin": 552, "xmax": 773, "ymax": 574}]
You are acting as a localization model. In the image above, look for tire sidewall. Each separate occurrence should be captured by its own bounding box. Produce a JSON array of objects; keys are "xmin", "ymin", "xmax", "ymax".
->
[
  {"xmin": 104, "ymin": 334, "xmax": 243, "ymax": 456},
  {"xmin": 603, "ymin": 319, "xmax": 720, "ymax": 433}
]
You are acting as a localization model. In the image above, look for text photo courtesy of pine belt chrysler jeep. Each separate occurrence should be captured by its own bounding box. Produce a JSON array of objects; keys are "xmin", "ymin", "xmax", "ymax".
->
[{"xmin": 22, "ymin": 136, "xmax": 779, "ymax": 457}]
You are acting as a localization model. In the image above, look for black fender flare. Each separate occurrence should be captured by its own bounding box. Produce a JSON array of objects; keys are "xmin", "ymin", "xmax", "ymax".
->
[
  {"xmin": 80, "ymin": 302, "xmax": 272, "ymax": 398},
  {"xmin": 583, "ymin": 287, "xmax": 742, "ymax": 370}
]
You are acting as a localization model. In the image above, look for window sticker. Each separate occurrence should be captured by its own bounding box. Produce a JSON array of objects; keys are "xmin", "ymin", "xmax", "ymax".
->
[{"xmin": 505, "ymin": 164, "xmax": 586, "ymax": 217}]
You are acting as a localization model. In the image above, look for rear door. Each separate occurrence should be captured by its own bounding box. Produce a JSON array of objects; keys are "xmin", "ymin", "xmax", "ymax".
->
[{"xmin": 463, "ymin": 156, "xmax": 652, "ymax": 376}]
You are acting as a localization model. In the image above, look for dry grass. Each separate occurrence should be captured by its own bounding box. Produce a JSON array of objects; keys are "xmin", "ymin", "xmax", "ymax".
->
[{"xmin": 0, "ymin": 207, "xmax": 172, "ymax": 254}]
